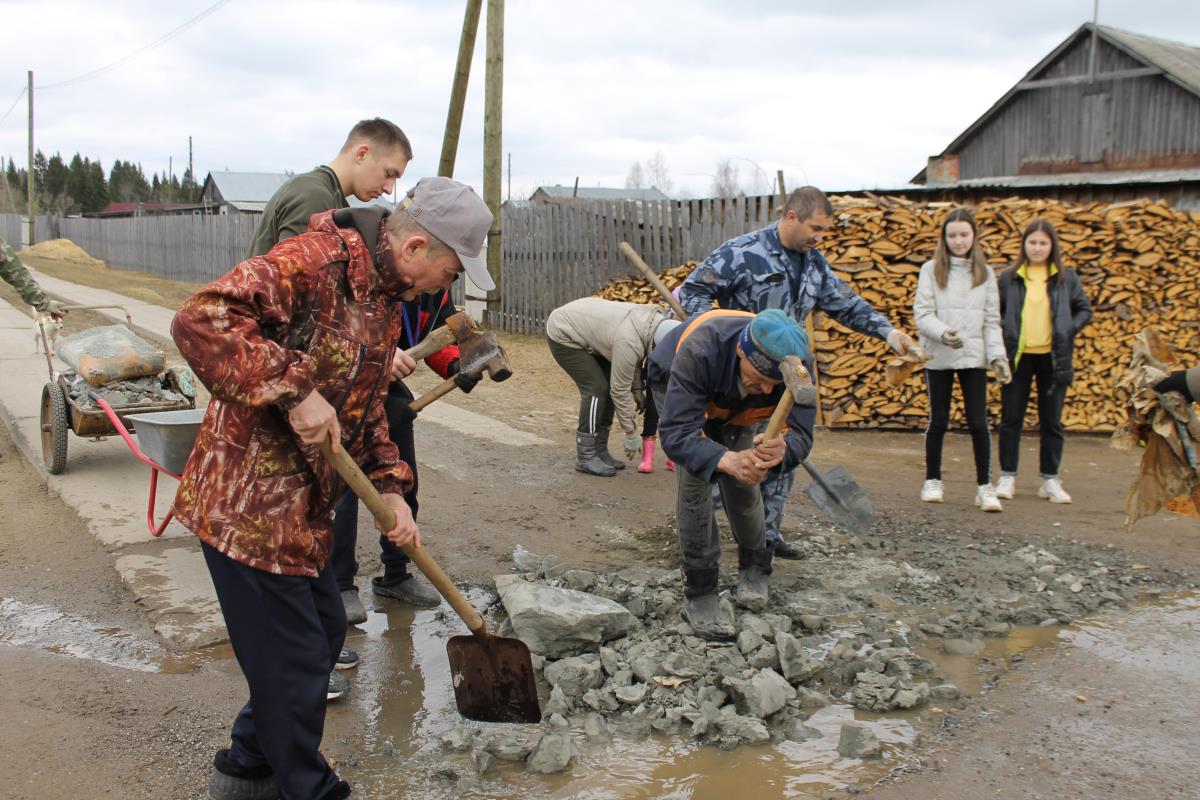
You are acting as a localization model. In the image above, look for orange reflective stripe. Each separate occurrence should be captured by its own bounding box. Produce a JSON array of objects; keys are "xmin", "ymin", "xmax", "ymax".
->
[
  {"xmin": 675, "ymin": 309, "xmax": 754, "ymax": 352},
  {"xmin": 727, "ymin": 407, "xmax": 777, "ymax": 427}
]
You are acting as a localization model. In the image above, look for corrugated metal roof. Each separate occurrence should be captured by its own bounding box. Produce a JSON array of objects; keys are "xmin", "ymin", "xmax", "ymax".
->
[
  {"xmin": 888, "ymin": 167, "xmax": 1200, "ymax": 193},
  {"xmin": 1101, "ymin": 25, "xmax": 1200, "ymax": 97},
  {"xmin": 533, "ymin": 185, "xmax": 671, "ymax": 201},
  {"xmin": 206, "ymin": 171, "xmax": 293, "ymax": 202}
]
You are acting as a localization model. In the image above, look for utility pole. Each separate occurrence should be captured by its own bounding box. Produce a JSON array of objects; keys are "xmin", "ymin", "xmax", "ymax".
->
[
  {"xmin": 26, "ymin": 70, "xmax": 34, "ymax": 246},
  {"xmin": 188, "ymin": 135, "xmax": 194, "ymax": 193},
  {"xmin": 439, "ymin": 0, "xmax": 483, "ymax": 178},
  {"xmin": 483, "ymin": 0, "xmax": 504, "ymax": 320},
  {"xmin": 507, "ymin": 152, "xmax": 511, "ymax": 202}
]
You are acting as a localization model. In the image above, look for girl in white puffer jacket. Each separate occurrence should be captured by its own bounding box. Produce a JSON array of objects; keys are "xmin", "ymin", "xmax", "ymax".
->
[{"xmin": 913, "ymin": 208, "xmax": 1012, "ymax": 511}]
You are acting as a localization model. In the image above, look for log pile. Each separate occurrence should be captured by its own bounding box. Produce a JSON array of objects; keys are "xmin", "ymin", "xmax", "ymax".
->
[{"xmin": 596, "ymin": 196, "xmax": 1200, "ymax": 432}]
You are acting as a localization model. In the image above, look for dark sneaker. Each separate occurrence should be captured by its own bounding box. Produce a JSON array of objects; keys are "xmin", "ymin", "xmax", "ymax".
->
[
  {"xmin": 335, "ymin": 647, "xmax": 359, "ymax": 670},
  {"xmin": 208, "ymin": 748, "xmax": 275, "ymax": 800},
  {"xmin": 327, "ymin": 670, "xmax": 350, "ymax": 702},
  {"xmin": 771, "ymin": 539, "xmax": 804, "ymax": 560},
  {"xmin": 318, "ymin": 780, "xmax": 353, "ymax": 800},
  {"xmin": 371, "ymin": 574, "xmax": 441, "ymax": 608},
  {"xmin": 341, "ymin": 588, "xmax": 367, "ymax": 625}
]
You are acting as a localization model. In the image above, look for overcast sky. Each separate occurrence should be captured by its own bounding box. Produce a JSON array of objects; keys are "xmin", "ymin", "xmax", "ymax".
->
[{"xmin": 1, "ymin": 0, "xmax": 1197, "ymax": 202}]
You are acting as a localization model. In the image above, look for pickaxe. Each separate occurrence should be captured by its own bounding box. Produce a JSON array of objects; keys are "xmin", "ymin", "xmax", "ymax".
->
[{"xmin": 401, "ymin": 312, "xmax": 513, "ymax": 413}]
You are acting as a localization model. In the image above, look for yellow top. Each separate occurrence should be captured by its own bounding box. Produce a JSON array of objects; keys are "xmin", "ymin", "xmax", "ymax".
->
[{"xmin": 1020, "ymin": 264, "xmax": 1053, "ymax": 354}]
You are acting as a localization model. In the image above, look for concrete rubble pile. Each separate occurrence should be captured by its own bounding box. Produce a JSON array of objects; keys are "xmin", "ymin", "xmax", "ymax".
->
[{"xmin": 423, "ymin": 528, "xmax": 1175, "ymax": 781}]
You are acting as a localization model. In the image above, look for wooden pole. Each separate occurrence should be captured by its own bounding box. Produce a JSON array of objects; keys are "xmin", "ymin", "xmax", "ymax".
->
[
  {"xmin": 483, "ymin": 0, "xmax": 504, "ymax": 320},
  {"xmin": 26, "ymin": 70, "xmax": 34, "ymax": 246},
  {"xmin": 439, "ymin": 0, "xmax": 483, "ymax": 178}
]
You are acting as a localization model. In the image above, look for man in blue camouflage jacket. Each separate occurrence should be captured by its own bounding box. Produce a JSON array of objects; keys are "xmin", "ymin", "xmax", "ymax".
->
[{"xmin": 679, "ymin": 187, "xmax": 915, "ymax": 558}]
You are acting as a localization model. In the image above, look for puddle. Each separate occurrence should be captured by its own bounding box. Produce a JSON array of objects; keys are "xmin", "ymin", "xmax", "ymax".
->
[{"xmin": 0, "ymin": 596, "xmax": 227, "ymax": 673}]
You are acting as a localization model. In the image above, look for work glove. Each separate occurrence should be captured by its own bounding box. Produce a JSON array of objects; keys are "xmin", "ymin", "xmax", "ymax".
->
[
  {"xmin": 1155, "ymin": 369, "xmax": 1195, "ymax": 403},
  {"xmin": 623, "ymin": 431, "xmax": 640, "ymax": 460},
  {"xmin": 941, "ymin": 329, "xmax": 964, "ymax": 349},
  {"xmin": 886, "ymin": 329, "xmax": 915, "ymax": 356},
  {"xmin": 990, "ymin": 358, "xmax": 1012, "ymax": 385},
  {"xmin": 449, "ymin": 359, "xmax": 481, "ymax": 393},
  {"xmin": 384, "ymin": 394, "xmax": 417, "ymax": 429},
  {"xmin": 39, "ymin": 300, "xmax": 68, "ymax": 318}
]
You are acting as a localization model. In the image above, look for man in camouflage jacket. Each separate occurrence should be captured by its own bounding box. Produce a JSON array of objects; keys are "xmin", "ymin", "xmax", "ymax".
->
[
  {"xmin": 679, "ymin": 187, "xmax": 914, "ymax": 558},
  {"xmin": 172, "ymin": 177, "xmax": 493, "ymax": 800},
  {"xmin": 1, "ymin": 237, "xmax": 66, "ymax": 315}
]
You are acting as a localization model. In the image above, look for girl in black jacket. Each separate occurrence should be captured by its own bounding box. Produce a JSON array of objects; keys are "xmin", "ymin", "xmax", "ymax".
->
[{"xmin": 995, "ymin": 219, "xmax": 1092, "ymax": 504}]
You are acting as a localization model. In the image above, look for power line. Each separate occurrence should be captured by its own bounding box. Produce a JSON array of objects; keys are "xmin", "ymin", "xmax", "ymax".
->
[
  {"xmin": 0, "ymin": 86, "xmax": 26, "ymax": 127},
  {"xmin": 38, "ymin": 0, "xmax": 233, "ymax": 91}
]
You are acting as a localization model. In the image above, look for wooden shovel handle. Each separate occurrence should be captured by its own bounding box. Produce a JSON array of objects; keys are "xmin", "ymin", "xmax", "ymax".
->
[
  {"xmin": 408, "ymin": 376, "xmax": 459, "ymax": 413},
  {"xmin": 619, "ymin": 241, "xmax": 688, "ymax": 320},
  {"xmin": 318, "ymin": 439, "xmax": 486, "ymax": 636}
]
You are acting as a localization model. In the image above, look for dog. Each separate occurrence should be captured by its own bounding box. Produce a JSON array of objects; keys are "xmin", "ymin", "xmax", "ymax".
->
[{"xmin": 34, "ymin": 310, "xmax": 64, "ymax": 355}]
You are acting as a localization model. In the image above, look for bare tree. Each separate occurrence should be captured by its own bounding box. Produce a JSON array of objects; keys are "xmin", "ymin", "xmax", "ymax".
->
[
  {"xmin": 645, "ymin": 152, "xmax": 673, "ymax": 195},
  {"xmin": 711, "ymin": 158, "xmax": 741, "ymax": 197},
  {"xmin": 624, "ymin": 162, "xmax": 644, "ymax": 189}
]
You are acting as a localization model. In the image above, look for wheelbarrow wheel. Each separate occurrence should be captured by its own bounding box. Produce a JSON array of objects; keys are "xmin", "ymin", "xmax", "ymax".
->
[{"xmin": 40, "ymin": 382, "xmax": 69, "ymax": 474}]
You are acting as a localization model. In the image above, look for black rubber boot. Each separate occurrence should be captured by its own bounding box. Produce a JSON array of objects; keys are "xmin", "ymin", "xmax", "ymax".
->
[
  {"xmin": 681, "ymin": 568, "xmax": 735, "ymax": 641},
  {"xmin": 575, "ymin": 433, "xmax": 617, "ymax": 477},
  {"xmin": 207, "ymin": 749, "xmax": 276, "ymax": 800},
  {"xmin": 771, "ymin": 538, "xmax": 805, "ymax": 560},
  {"xmin": 594, "ymin": 425, "xmax": 625, "ymax": 470},
  {"xmin": 735, "ymin": 547, "xmax": 773, "ymax": 612},
  {"xmin": 372, "ymin": 572, "xmax": 441, "ymax": 608}
]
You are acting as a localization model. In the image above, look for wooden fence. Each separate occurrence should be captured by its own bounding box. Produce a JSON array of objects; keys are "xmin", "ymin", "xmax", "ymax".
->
[{"xmin": 2, "ymin": 196, "xmax": 785, "ymax": 331}]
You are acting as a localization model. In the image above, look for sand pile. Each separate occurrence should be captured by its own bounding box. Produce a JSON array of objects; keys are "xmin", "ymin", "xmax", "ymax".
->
[{"xmin": 21, "ymin": 239, "xmax": 105, "ymax": 268}]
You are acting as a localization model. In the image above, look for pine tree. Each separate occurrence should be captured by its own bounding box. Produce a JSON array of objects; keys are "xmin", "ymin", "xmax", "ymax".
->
[
  {"xmin": 65, "ymin": 153, "xmax": 88, "ymax": 211},
  {"xmin": 85, "ymin": 159, "xmax": 108, "ymax": 212},
  {"xmin": 45, "ymin": 153, "xmax": 67, "ymax": 208}
]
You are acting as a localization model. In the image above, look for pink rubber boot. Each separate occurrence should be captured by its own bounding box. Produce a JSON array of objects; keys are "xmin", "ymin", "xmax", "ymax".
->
[{"xmin": 637, "ymin": 437, "xmax": 656, "ymax": 473}]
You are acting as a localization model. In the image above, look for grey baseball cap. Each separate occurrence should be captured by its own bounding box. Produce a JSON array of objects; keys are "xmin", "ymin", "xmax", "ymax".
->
[{"xmin": 398, "ymin": 176, "xmax": 495, "ymax": 291}]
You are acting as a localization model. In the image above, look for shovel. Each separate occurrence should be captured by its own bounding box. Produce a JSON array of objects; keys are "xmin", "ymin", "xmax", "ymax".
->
[
  {"xmin": 319, "ymin": 439, "xmax": 541, "ymax": 724},
  {"xmin": 763, "ymin": 358, "xmax": 874, "ymax": 536}
]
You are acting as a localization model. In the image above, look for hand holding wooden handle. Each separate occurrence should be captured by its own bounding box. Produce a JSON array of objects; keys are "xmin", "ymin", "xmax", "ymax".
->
[{"xmin": 318, "ymin": 438, "xmax": 484, "ymax": 635}]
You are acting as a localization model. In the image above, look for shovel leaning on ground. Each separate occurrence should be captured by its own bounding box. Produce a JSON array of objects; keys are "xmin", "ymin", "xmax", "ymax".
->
[{"xmin": 319, "ymin": 439, "xmax": 541, "ymax": 724}]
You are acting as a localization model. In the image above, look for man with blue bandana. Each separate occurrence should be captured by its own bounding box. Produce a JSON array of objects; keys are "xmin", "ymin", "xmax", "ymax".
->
[
  {"xmin": 648, "ymin": 309, "xmax": 814, "ymax": 640},
  {"xmin": 679, "ymin": 187, "xmax": 915, "ymax": 559}
]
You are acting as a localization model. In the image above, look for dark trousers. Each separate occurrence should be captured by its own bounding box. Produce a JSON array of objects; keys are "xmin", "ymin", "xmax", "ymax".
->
[
  {"xmin": 548, "ymin": 338, "xmax": 614, "ymax": 434},
  {"xmin": 331, "ymin": 390, "xmax": 417, "ymax": 591},
  {"xmin": 924, "ymin": 368, "xmax": 992, "ymax": 485},
  {"xmin": 641, "ymin": 364, "xmax": 659, "ymax": 438},
  {"xmin": 203, "ymin": 543, "xmax": 345, "ymax": 800},
  {"xmin": 999, "ymin": 352, "xmax": 1067, "ymax": 478}
]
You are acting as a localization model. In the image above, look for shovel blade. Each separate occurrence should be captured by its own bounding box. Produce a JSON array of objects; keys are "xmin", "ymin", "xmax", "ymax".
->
[
  {"xmin": 804, "ymin": 464, "xmax": 873, "ymax": 533},
  {"xmin": 446, "ymin": 633, "xmax": 541, "ymax": 724}
]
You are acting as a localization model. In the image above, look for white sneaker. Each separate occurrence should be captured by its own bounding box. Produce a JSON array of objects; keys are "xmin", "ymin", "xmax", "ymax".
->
[
  {"xmin": 921, "ymin": 479, "xmax": 944, "ymax": 503},
  {"xmin": 975, "ymin": 484, "xmax": 1003, "ymax": 512},
  {"xmin": 1038, "ymin": 478, "xmax": 1072, "ymax": 504},
  {"xmin": 995, "ymin": 475, "xmax": 1016, "ymax": 499}
]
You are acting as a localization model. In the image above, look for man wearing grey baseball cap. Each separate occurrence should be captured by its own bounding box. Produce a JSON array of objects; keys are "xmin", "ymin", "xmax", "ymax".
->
[{"xmin": 391, "ymin": 176, "xmax": 495, "ymax": 292}]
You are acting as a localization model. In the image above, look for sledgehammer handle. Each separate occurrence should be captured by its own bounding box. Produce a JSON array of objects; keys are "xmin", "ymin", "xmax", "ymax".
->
[
  {"xmin": 764, "ymin": 393, "xmax": 795, "ymax": 441},
  {"xmin": 319, "ymin": 439, "xmax": 487, "ymax": 636}
]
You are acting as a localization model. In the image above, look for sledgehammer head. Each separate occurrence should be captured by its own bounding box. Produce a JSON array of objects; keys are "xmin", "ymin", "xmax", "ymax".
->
[
  {"xmin": 779, "ymin": 355, "xmax": 817, "ymax": 407},
  {"xmin": 457, "ymin": 330, "xmax": 513, "ymax": 382}
]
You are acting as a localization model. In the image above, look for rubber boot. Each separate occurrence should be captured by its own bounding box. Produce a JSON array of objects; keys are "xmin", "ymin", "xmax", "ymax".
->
[
  {"xmin": 735, "ymin": 547, "xmax": 772, "ymax": 612},
  {"xmin": 595, "ymin": 425, "xmax": 625, "ymax": 470},
  {"xmin": 681, "ymin": 568, "xmax": 735, "ymax": 641},
  {"xmin": 576, "ymin": 432, "xmax": 617, "ymax": 477},
  {"xmin": 637, "ymin": 437, "xmax": 656, "ymax": 473}
]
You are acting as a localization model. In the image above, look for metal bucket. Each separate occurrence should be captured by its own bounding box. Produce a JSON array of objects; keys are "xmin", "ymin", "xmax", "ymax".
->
[{"xmin": 126, "ymin": 408, "xmax": 206, "ymax": 474}]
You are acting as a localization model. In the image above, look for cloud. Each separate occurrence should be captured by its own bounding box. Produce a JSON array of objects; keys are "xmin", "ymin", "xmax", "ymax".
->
[{"xmin": 1, "ymin": 0, "xmax": 1197, "ymax": 198}]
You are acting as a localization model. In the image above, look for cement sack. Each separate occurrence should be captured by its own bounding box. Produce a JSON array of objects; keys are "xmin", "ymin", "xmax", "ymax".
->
[{"xmin": 55, "ymin": 325, "xmax": 165, "ymax": 388}]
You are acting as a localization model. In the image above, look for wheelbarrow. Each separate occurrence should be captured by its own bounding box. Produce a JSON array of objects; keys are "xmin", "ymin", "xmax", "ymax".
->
[{"xmin": 37, "ymin": 307, "xmax": 196, "ymax": 476}]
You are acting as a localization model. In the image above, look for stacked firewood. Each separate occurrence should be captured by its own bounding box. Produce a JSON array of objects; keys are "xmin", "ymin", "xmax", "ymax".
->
[{"xmin": 596, "ymin": 196, "xmax": 1200, "ymax": 431}]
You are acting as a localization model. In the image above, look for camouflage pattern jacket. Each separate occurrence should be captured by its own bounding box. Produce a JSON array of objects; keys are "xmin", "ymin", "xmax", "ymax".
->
[
  {"xmin": 1, "ymin": 238, "xmax": 49, "ymax": 310},
  {"xmin": 678, "ymin": 222, "xmax": 894, "ymax": 340},
  {"xmin": 171, "ymin": 208, "xmax": 413, "ymax": 577}
]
